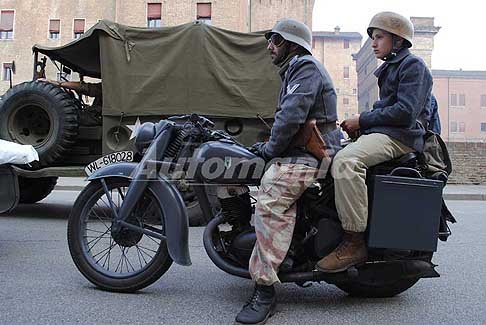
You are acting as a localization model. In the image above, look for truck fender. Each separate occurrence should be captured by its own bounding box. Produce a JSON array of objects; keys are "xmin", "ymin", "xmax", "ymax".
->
[{"xmin": 87, "ymin": 162, "xmax": 191, "ymax": 266}]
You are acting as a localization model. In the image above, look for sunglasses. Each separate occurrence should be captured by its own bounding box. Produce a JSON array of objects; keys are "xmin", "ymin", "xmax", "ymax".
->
[{"xmin": 268, "ymin": 34, "xmax": 285, "ymax": 47}]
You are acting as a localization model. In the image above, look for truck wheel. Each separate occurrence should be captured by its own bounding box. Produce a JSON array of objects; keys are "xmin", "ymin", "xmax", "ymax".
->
[
  {"xmin": 18, "ymin": 176, "xmax": 58, "ymax": 204},
  {"xmin": 0, "ymin": 81, "xmax": 79, "ymax": 166}
]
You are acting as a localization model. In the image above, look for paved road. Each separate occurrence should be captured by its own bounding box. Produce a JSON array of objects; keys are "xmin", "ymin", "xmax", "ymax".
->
[{"xmin": 0, "ymin": 191, "xmax": 485, "ymax": 324}]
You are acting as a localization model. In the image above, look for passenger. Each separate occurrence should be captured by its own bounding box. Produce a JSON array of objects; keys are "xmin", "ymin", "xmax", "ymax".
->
[{"xmin": 316, "ymin": 11, "xmax": 433, "ymax": 272}]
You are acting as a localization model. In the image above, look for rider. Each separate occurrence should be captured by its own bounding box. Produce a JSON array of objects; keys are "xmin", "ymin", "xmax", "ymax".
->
[
  {"xmin": 316, "ymin": 11, "xmax": 433, "ymax": 273},
  {"xmin": 235, "ymin": 18, "xmax": 338, "ymax": 324}
]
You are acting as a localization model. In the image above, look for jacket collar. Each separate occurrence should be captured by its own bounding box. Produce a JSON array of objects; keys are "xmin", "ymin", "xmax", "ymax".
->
[{"xmin": 374, "ymin": 48, "xmax": 411, "ymax": 77}]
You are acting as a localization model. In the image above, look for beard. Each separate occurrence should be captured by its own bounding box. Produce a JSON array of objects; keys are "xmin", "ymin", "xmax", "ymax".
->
[{"xmin": 272, "ymin": 45, "xmax": 290, "ymax": 66}]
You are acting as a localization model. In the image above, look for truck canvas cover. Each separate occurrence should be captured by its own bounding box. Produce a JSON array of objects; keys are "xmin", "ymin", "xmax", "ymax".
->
[{"xmin": 33, "ymin": 20, "xmax": 280, "ymax": 118}]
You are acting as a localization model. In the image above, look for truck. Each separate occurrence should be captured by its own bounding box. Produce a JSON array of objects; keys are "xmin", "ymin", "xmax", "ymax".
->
[{"xmin": 0, "ymin": 20, "xmax": 280, "ymax": 224}]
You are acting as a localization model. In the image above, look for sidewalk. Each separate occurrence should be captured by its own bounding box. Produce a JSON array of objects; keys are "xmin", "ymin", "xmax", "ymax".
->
[{"xmin": 55, "ymin": 177, "xmax": 486, "ymax": 201}]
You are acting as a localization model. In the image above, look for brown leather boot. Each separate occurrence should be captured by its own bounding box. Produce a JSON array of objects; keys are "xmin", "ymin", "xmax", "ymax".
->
[{"xmin": 315, "ymin": 231, "xmax": 368, "ymax": 273}]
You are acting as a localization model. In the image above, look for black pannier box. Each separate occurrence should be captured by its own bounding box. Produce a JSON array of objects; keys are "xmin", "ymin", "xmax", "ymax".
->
[{"xmin": 367, "ymin": 175, "xmax": 443, "ymax": 252}]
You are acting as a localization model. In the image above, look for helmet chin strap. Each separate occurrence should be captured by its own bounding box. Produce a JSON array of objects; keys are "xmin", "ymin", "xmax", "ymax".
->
[{"xmin": 383, "ymin": 35, "xmax": 403, "ymax": 60}]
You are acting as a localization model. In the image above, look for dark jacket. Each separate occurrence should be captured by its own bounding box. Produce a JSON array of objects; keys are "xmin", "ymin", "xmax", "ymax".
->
[
  {"xmin": 263, "ymin": 54, "xmax": 338, "ymax": 162},
  {"xmin": 359, "ymin": 48, "xmax": 432, "ymax": 152},
  {"xmin": 426, "ymin": 94, "xmax": 441, "ymax": 134}
]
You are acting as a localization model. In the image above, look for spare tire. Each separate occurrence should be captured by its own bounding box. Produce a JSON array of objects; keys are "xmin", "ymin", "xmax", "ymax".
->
[
  {"xmin": 0, "ymin": 81, "xmax": 79, "ymax": 165},
  {"xmin": 18, "ymin": 176, "xmax": 58, "ymax": 204}
]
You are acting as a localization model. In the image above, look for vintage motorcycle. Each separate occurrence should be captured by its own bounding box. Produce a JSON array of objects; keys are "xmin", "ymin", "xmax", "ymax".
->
[{"xmin": 67, "ymin": 114, "xmax": 454, "ymax": 297}]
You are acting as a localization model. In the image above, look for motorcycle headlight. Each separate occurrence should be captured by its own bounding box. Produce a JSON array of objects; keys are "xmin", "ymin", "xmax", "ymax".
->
[{"xmin": 134, "ymin": 122, "xmax": 156, "ymax": 154}]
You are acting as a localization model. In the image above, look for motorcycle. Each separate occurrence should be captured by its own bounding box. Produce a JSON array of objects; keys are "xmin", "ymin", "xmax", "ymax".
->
[{"xmin": 67, "ymin": 114, "xmax": 453, "ymax": 297}]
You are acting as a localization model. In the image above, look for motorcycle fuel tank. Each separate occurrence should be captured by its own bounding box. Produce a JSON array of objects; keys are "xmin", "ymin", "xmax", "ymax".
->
[{"xmin": 193, "ymin": 140, "xmax": 265, "ymax": 185}]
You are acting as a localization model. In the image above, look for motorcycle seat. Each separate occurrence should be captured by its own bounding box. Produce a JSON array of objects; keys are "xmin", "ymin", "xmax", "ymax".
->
[{"xmin": 369, "ymin": 152, "xmax": 419, "ymax": 176}]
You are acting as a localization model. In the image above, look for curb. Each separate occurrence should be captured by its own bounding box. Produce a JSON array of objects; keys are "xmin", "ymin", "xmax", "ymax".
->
[
  {"xmin": 54, "ymin": 185, "xmax": 486, "ymax": 201},
  {"xmin": 55, "ymin": 185, "xmax": 86, "ymax": 191},
  {"xmin": 443, "ymin": 193, "xmax": 486, "ymax": 201}
]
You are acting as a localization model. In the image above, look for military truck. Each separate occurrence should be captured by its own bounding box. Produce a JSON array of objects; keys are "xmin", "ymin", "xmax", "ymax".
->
[{"xmin": 0, "ymin": 20, "xmax": 280, "ymax": 224}]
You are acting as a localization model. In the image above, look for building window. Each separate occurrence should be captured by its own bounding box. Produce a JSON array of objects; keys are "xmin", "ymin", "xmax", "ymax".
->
[
  {"xmin": 197, "ymin": 3, "xmax": 212, "ymax": 25},
  {"xmin": 450, "ymin": 93, "xmax": 457, "ymax": 106},
  {"xmin": 459, "ymin": 122, "xmax": 466, "ymax": 133},
  {"xmin": 335, "ymin": 88, "xmax": 340, "ymax": 94},
  {"xmin": 450, "ymin": 121, "xmax": 457, "ymax": 133},
  {"xmin": 2, "ymin": 62, "xmax": 12, "ymax": 81},
  {"xmin": 73, "ymin": 19, "xmax": 85, "ymax": 39},
  {"xmin": 49, "ymin": 19, "xmax": 60, "ymax": 39},
  {"xmin": 459, "ymin": 94, "xmax": 466, "ymax": 106},
  {"xmin": 343, "ymin": 66, "xmax": 349, "ymax": 79},
  {"xmin": 451, "ymin": 93, "xmax": 465, "ymax": 107},
  {"xmin": 0, "ymin": 10, "xmax": 14, "ymax": 40},
  {"xmin": 343, "ymin": 39, "xmax": 349, "ymax": 49},
  {"xmin": 481, "ymin": 123, "xmax": 486, "ymax": 132},
  {"xmin": 352, "ymin": 88, "xmax": 357, "ymax": 95},
  {"xmin": 481, "ymin": 95, "xmax": 486, "ymax": 108},
  {"xmin": 343, "ymin": 97, "xmax": 349, "ymax": 105},
  {"xmin": 147, "ymin": 3, "xmax": 162, "ymax": 27}
]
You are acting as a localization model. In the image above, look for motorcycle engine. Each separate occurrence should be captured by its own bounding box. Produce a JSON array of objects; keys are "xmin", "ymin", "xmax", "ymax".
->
[{"xmin": 217, "ymin": 186, "xmax": 255, "ymax": 263}]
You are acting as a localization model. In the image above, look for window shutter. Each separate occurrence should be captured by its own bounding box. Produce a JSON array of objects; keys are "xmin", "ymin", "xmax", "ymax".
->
[
  {"xmin": 0, "ymin": 10, "xmax": 14, "ymax": 32},
  {"xmin": 49, "ymin": 19, "xmax": 60, "ymax": 32},
  {"xmin": 481, "ymin": 95, "xmax": 486, "ymax": 107},
  {"xmin": 197, "ymin": 3, "xmax": 211, "ymax": 19},
  {"xmin": 74, "ymin": 19, "xmax": 85, "ymax": 33},
  {"xmin": 147, "ymin": 3, "xmax": 162, "ymax": 19}
]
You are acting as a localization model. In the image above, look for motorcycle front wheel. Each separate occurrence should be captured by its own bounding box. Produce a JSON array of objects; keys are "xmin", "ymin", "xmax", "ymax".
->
[{"xmin": 67, "ymin": 177, "xmax": 173, "ymax": 292}]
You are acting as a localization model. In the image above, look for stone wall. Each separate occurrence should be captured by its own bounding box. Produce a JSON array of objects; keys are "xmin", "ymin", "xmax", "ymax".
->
[{"xmin": 447, "ymin": 142, "xmax": 486, "ymax": 184}]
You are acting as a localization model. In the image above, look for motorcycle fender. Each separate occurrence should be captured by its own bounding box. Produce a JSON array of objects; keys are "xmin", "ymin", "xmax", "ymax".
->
[
  {"xmin": 148, "ymin": 177, "xmax": 191, "ymax": 266},
  {"xmin": 87, "ymin": 162, "xmax": 191, "ymax": 266},
  {"xmin": 86, "ymin": 162, "xmax": 138, "ymax": 181}
]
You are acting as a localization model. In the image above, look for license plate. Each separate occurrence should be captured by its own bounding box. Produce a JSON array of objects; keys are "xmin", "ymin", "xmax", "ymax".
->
[{"xmin": 85, "ymin": 151, "xmax": 134, "ymax": 176}]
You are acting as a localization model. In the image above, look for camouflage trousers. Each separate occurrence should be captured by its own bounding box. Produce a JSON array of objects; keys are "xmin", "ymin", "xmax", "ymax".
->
[{"xmin": 249, "ymin": 162, "xmax": 318, "ymax": 286}]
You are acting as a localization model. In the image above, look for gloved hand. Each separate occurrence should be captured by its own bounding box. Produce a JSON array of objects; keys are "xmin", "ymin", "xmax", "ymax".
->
[{"xmin": 248, "ymin": 142, "xmax": 269, "ymax": 160}]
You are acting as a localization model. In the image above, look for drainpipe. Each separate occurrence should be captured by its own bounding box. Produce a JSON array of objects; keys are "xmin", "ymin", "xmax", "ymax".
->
[
  {"xmin": 248, "ymin": 0, "xmax": 252, "ymax": 32},
  {"xmin": 447, "ymin": 76, "xmax": 450, "ymax": 142}
]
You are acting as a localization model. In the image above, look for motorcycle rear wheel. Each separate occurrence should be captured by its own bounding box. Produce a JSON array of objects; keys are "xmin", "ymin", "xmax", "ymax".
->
[
  {"xmin": 67, "ymin": 177, "xmax": 173, "ymax": 292},
  {"xmin": 334, "ymin": 253, "xmax": 433, "ymax": 298},
  {"xmin": 335, "ymin": 277, "xmax": 419, "ymax": 298}
]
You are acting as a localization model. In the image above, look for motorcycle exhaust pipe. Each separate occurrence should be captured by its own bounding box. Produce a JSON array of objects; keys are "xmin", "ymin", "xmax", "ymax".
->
[{"xmin": 203, "ymin": 212, "xmax": 252, "ymax": 279}]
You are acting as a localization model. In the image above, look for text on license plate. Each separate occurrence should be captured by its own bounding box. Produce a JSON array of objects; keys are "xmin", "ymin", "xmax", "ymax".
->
[{"xmin": 84, "ymin": 151, "xmax": 134, "ymax": 176}]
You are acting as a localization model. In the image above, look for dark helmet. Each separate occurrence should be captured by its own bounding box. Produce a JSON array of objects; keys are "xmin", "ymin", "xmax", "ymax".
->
[{"xmin": 265, "ymin": 18, "xmax": 312, "ymax": 53}]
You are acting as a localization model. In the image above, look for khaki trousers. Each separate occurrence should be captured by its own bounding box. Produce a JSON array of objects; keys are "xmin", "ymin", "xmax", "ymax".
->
[
  {"xmin": 331, "ymin": 133, "xmax": 413, "ymax": 232},
  {"xmin": 249, "ymin": 163, "xmax": 318, "ymax": 286}
]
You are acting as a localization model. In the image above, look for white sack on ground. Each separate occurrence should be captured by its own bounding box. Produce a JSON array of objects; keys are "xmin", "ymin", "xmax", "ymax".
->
[{"xmin": 0, "ymin": 139, "xmax": 39, "ymax": 164}]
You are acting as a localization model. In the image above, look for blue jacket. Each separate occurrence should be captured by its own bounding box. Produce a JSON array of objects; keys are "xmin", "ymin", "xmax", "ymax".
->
[
  {"xmin": 359, "ymin": 48, "xmax": 432, "ymax": 152},
  {"xmin": 263, "ymin": 54, "xmax": 338, "ymax": 161},
  {"xmin": 426, "ymin": 94, "xmax": 441, "ymax": 134}
]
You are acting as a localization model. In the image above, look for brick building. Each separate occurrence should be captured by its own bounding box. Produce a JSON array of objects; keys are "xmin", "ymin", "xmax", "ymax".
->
[
  {"xmin": 353, "ymin": 17, "xmax": 441, "ymax": 114},
  {"xmin": 432, "ymin": 70, "xmax": 486, "ymax": 143},
  {"xmin": 312, "ymin": 27, "xmax": 362, "ymax": 120},
  {"xmin": 0, "ymin": 0, "xmax": 315, "ymax": 94}
]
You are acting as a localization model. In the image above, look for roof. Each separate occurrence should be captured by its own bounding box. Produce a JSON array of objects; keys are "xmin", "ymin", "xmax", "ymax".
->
[
  {"xmin": 312, "ymin": 31, "xmax": 362, "ymax": 40},
  {"xmin": 432, "ymin": 69, "xmax": 486, "ymax": 80}
]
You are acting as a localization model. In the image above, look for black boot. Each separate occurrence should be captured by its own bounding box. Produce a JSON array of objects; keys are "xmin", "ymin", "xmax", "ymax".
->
[{"xmin": 235, "ymin": 284, "xmax": 276, "ymax": 325}]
